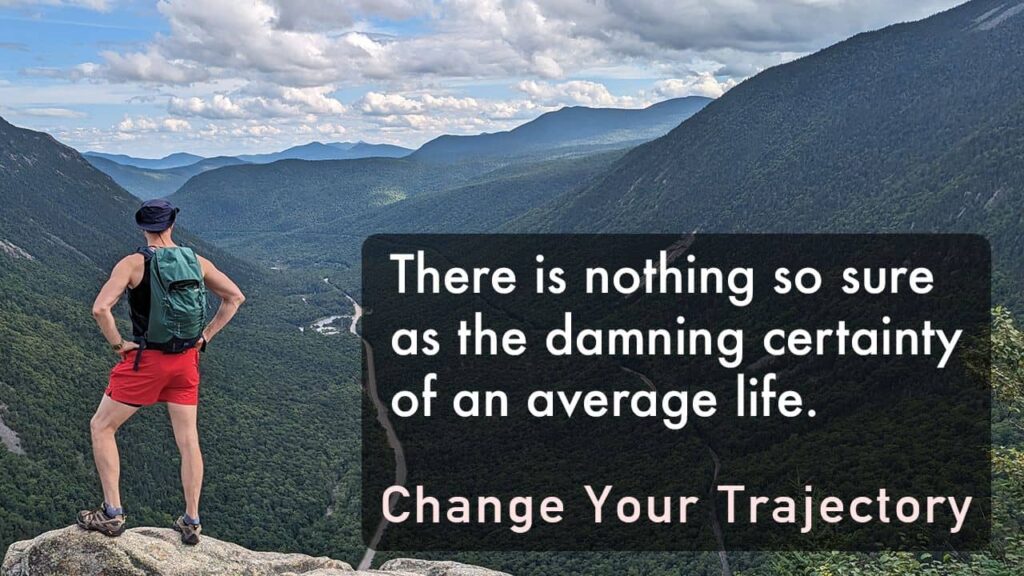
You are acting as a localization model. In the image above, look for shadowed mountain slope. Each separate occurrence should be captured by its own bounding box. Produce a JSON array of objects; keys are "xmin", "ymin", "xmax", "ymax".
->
[
  {"xmin": 529, "ymin": 0, "xmax": 1024, "ymax": 307},
  {"xmin": 0, "ymin": 116, "xmax": 362, "ymax": 559}
]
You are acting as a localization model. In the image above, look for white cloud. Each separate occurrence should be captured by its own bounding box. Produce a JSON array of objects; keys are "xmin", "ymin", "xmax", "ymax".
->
[
  {"xmin": 515, "ymin": 80, "xmax": 643, "ymax": 108},
  {"xmin": 161, "ymin": 118, "xmax": 192, "ymax": 132},
  {"xmin": 652, "ymin": 74, "xmax": 738, "ymax": 99},
  {"xmin": 273, "ymin": 85, "xmax": 347, "ymax": 115},
  {"xmin": 269, "ymin": 0, "xmax": 430, "ymax": 31},
  {"xmin": 117, "ymin": 115, "xmax": 193, "ymax": 134},
  {"xmin": 19, "ymin": 107, "xmax": 87, "ymax": 118},
  {"xmin": 353, "ymin": 90, "xmax": 544, "ymax": 136},
  {"xmin": 168, "ymin": 86, "xmax": 346, "ymax": 119},
  {"xmin": 116, "ymin": 116, "xmax": 157, "ymax": 132},
  {"xmin": 235, "ymin": 123, "xmax": 281, "ymax": 137},
  {"xmin": 168, "ymin": 94, "xmax": 247, "ymax": 119},
  {"xmin": 196, "ymin": 121, "xmax": 283, "ymax": 139},
  {"xmin": 152, "ymin": 0, "xmax": 349, "ymax": 86},
  {"xmin": 356, "ymin": 91, "xmax": 423, "ymax": 115},
  {"xmin": 25, "ymin": 0, "xmax": 965, "ymax": 91},
  {"xmin": 101, "ymin": 48, "xmax": 210, "ymax": 84},
  {"xmin": 314, "ymin": 122, "xmax": 347, "ymax": 136},
  {"xmin": 16, "ymin": 0, "xmax": 964, "ymax": 155},
  {"xmin": 59, "ymin": 0, "xmax": 959, "ymax": 96}
]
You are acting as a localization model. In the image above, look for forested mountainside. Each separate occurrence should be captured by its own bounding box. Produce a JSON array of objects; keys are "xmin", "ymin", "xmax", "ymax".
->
[
  {"xmin": 170, "ymin": 151, "xmax": 622, "ymax": 277},
  {"xmin": 411, "ymin": 96, "xmax": 710, "ymax": 163},
  {"xmin": 135, "ymin": 95, "xmax": 712, "ymax": 274},
  {"xmin": 528, "ymin": 0, "xmax": 1024, "ymax": 308},
  {"xmin": 171, "ymin": 157, "xmax": 473, "ymax": 247},
  {"xmin": 0, "ymin": 116, "xmax": 745, "ymax": 575},
  {"xmin": 5, "ymin": 0, "xmax": 1024, "ymax": 574},
  {"xmin": 0, "ymin": 116, "xmax": 363, "ymax": 558}
]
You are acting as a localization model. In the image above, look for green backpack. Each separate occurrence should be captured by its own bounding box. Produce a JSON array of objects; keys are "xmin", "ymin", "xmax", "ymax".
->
[{"xmin": 143, "ymin": 246, "xmax": 207, "ymax": 351}]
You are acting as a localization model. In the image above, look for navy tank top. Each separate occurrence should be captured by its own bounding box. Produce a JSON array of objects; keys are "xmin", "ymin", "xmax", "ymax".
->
[{"xmin": 127, "ymin": 249, "xmax": 153, "ymax": 339}]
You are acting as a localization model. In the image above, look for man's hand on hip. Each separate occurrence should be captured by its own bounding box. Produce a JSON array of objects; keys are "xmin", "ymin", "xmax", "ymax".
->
[{"xmin": 117, "ymin": 341, "xmax": 140, "ymax": 356}]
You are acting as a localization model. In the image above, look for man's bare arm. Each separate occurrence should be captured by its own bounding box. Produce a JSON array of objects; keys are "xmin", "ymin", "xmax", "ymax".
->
[
  {"xmin": 92, "ymin": 256, "xmax": 138, "ymax": 352},
  {"xmin": 198, "ymin": 256, "xmax": 245, "ymax": 344}
]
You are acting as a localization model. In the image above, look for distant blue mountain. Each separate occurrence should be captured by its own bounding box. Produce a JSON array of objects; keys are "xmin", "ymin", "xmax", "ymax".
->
[
  {"xmin": 83, "ymin": 151, "xmax": 204, "ymax": 170},
  {"xmin": 237, "ymin": 141, "xmax": 412, "ymax": 163},
  {"xmin": 84, "ymin": 155, "xmax": 249, "ymax": 200},
  {"xmin": 83, "ymin": 140, "xmax": 414, "ymax": 197},
  {"xmin": 410, "ymin": 96, "xmax": 712, "ymax": 163},
  {"xmin": 347, "ymin": 141, "xmax": 412, "ymax": 158},
  {"xmin": 86, "ymin": 141, "xmax": 412, "ymax": 171}
]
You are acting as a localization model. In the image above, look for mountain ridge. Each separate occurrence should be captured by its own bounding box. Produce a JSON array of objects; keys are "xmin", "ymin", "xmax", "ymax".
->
[
  {"xmin": 411, "ymin": 96, "xmax": 711, "ymax": 163},
  {"xmin": 236, "ymin": 141, "xmax": 411, "ymax": 163},
  {"xmin": 85, "ymin": 141, "xmax": 413, "ymax": 170},
  {"xmin": 83, "ymin": 151, "xmax": 203, "ymax": 170},
  {"xmin": 526, "ymin": 0, "xmax": 1024, "ymax": 305}
]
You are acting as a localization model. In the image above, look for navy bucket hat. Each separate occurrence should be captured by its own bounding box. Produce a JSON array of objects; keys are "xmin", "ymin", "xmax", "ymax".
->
[{"xmin": 135, "ymin": 199, "xmax": 179, "ymax": 232}]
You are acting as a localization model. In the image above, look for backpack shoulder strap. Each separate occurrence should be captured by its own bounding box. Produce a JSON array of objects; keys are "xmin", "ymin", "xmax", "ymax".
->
[{"xmin": 136, "ymin": 246, "xmax": 156, "ymax": 261}]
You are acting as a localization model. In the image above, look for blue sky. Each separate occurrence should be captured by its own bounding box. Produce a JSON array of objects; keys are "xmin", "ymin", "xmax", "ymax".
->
[{"xmin": 0, "ymin": 0, "xmax": 962, "ymax": 157}]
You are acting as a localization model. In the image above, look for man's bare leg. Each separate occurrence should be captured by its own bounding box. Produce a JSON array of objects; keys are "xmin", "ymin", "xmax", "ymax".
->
[
  {"xmin": 167, "ymin": 402, "xmax": 203, "ymax": 519},
  {"xmin": 90, "ymin": 395, "xmax": 139, "ymax": 511}
]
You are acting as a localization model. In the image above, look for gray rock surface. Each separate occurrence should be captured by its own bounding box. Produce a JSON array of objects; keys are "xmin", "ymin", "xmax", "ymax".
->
[
  {"xmin": 379, "ymin": 559, "xmax": 511, "ymax": 576},
  {"xmin": 0, "ymin": 404, "xmax": 25, "ymax": 455},
  {"xmin": 1, "ymin": 526, "xmax": 508, "ymax": 576}
]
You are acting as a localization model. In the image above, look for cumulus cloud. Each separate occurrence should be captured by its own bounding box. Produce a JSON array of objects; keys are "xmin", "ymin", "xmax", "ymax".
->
[
  {"xmin": 117, "ymin": 116, "xmax": 192, "ymax": 133},
  {"xmin": 197, "ymin": 122, "xmax": 282, "ymax": 138},
  {"xmin": 152, "ymin": 0, "xmax": 353, "ymax": 86},
  {"xmin": 509, "ymin": 0, "xmax": 960, "ymax": 55},
  {"xmin": 313, "ymin": 122, "xmax": 348, "ymax": 136},
  {"xmin": 101, "ymin": 49, "xmax": 211, "ymax": 84},
  {"xmin": 513, "ymin": 76, "xmax": 736, "ymax": 110},
  {"xmin": 53, "ymin": 0, "xmax": 959, "ymax": 91},
  {"xmin": 24, "ymin": 0, "xmax": 963, "ymax": 154},
  {"xmin": 269, "ymin": 0, "xmax": 430, "ymax": 31},
  {"xmin": 167, "ymin": 86, "xmax": 346, "ymax": 119},
  {"xmin": 515, "ymin": 80, "xmax": 643, "ymax": 107},
  {"xmin": 652, "ymin": 75, "xmax": 738, "ymax": 99},
  {"xmin": 168, "ymin": 94, "xmax": 247, "ymax": 119},
  {"xmin": 356, "ymin": 92, "xmax": 423, "ymax": 115},
  {"xmin": 354, "ymin": 90, "xmax": 543, "ymax": 134}
]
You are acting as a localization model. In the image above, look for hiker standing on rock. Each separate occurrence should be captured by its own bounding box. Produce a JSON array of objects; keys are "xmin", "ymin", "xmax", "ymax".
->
[{"xmin": 78, "ymin": 199, "xmax": 245, "ymax": 545}]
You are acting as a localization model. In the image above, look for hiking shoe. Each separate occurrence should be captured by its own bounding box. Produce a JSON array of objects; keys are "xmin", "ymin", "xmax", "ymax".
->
[
  {"xmin": 173, "ymin": 515, "xmax": 202, "ymax": 545},
  {"xmin": 77, "ymin": 506, "xmax": 126, "ymax": 537}
]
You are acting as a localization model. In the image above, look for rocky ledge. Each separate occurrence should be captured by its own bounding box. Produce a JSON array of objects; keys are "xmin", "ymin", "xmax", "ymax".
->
[{"xmin": 1, "ymin": 526, "xmax": 509, "ymax": 576}]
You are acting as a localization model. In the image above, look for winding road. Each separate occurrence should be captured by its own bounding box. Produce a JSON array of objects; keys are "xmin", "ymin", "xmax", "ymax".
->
[
  {"xmin": 338, "ymin": 292, "xmax": 406, "ymax": 572},
  {"xmin": 318, "ymin": 278, "xmax": 406, "ymax": 571}
]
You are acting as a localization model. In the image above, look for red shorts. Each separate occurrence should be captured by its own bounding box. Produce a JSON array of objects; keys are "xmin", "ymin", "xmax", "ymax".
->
[{"xmin": 106, "ymin": 348, "xmax": 200, "ymax": 406}]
